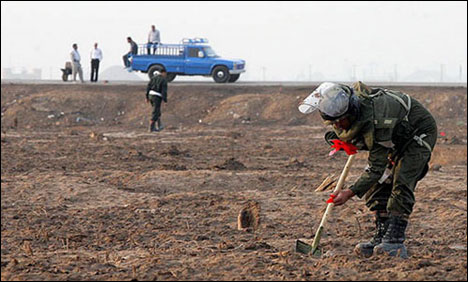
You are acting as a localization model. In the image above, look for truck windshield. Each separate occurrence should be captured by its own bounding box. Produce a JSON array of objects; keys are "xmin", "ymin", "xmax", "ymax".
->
[{"xmin": 203, "ymin": 47, "xmax": 218, "ymax": 58}]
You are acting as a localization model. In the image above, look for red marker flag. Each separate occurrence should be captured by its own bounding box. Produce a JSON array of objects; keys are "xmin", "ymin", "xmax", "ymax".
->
[
  {"xmin": 326, "ymin": 194, "xmax": 336, "ymax": 204},
  {"xmin": 329, "ymin": 139, "xmax": 358, "ymax": 156}
]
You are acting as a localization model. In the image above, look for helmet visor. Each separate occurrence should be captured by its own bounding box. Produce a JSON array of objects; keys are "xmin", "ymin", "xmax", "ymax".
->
[
  {"xmin": 298, "ymin": 82, "xmax": 337, "ymax": 114},
  {"xmin": 318, "ymin": 88, "xmax": 350, "ymax": 118}
]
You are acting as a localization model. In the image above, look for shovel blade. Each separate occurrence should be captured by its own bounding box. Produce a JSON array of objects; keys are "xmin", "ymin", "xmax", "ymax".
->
[
  {"xmin": 295, "ymin": 240, "xmax": 322, "ymax": 256},
  {"xmin": 295, "ymin": 240, "xmax": 312, "ymax": 254}
]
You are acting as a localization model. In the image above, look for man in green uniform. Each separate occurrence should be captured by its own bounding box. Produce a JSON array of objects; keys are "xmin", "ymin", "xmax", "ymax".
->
[
  {"xmin": 146, "ymin": 70, "xmax": 168, "ymax": 132},
  {"xmin": 299, "ymin": 81, "xmax": 437, "ymax": 258}
]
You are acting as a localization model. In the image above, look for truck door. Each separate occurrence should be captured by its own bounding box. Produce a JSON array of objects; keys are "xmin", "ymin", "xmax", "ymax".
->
[{"xmin": 185, "ymin": 47, "xmax": 211, "ymax": 75}]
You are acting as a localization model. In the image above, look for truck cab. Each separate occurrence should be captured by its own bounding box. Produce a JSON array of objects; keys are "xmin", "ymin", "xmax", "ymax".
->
[{"xmin": 130, "ymin": 38, "xmax": 246, "ymax": 83}]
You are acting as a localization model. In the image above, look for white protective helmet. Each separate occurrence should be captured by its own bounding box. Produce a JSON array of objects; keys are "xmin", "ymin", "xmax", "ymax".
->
[{"xmin": 298, "ymin": 82, "xmax": 353, "ymax": 120}]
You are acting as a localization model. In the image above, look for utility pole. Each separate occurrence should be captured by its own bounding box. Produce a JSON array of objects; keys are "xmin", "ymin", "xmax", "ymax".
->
[
  {"xmin": 459, "ymin": 65, "xmax": 463, "ymax": 82},
  {"xmin": 352, "ymin": 64, "xmax": 357, "ymax": 81},
  {"xmin": 440, "ymin": 64, "xmax": 444, "ymax": 82}
]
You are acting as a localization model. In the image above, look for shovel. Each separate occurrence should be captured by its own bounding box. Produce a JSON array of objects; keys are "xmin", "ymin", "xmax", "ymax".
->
[{"xmin": 296, "ymin": 152, "xmax": 356, "ymax": 256}]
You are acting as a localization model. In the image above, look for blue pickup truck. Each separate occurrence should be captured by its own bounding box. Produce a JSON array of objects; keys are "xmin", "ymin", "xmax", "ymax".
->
[{"xmin": 129, "ymin": 38, "xmax": 246, "ymax": 83}]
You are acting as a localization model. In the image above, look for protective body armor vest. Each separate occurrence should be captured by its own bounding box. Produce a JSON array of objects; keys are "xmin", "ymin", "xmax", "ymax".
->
[
  {"xmin": 334, "ymin": 82, "xmax": 415, "ymax": 151},
  {"xmin": 361, "ymin": 88, "xmax": 412, "ymax": 150}
]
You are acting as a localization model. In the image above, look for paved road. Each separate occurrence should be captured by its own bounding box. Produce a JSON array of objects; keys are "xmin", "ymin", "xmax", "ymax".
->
[{"xmin": 1, "ymin": 79, "xmax": 466, "ymax": 87}]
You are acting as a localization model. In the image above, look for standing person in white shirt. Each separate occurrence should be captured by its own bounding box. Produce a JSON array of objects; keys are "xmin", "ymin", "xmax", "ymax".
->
[
  {"xmin": 70, "ymin": 43, "xmax": 84, "ymax": 83},
  {"xmin": 90, "ymin": 43, "xmax": 103, "ymax": 82},
  {"xmin": 147, "ymin": 25, "xmax": 161, "ymax": 55}
]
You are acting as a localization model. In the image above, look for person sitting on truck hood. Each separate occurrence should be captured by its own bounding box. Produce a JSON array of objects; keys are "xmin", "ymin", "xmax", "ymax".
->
[{"xmin": 122, "ymin": 37, "xmax": 138, "ymax": 69}]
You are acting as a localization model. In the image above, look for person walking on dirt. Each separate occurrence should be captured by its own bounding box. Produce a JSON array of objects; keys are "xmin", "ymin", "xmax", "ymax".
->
[
  {"xmin": 146, "ymin": 69, "xmax": 168, "ymax": 132},
  {"xmin": 147, "ymin": 25, "xmax": 161, "ymax": 55},
  {"xmin": 90, "ymin": 43, "xmax": 103, "ymax": 82},
  {"xmin": 123, "ymin": 37, "xmax": 138, "ymax": 69},
  {"xmin": 300, "ymin": 81, "xmax": 437, "ymax": 258},
  {"xmin": 70, "ymin": 43, "xmax": 84, "ymax": 83}
]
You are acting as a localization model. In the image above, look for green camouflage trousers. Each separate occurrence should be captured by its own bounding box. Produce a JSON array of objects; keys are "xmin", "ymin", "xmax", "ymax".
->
[{"xmin": 364, "ymin": 129, "xmax": 437, "ymax": 217}]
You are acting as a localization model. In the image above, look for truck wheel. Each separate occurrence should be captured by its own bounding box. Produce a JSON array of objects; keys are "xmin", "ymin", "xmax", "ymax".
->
[
  {"xmin": 62, "ymin": 73, "xmax": 68, "ymax": 81},
  {"xmin": 148, "ymin": 65, "xmax": 165, "ymax": 79},
  {"xmin": 166, "ymin": 73, "xmax": 177, "ymax": 82},
  {"xmin": 228, "ymin": 74, "xmax": 240, "ymax": 83},
  {"xmin": 212, "ymin": 66, "xmax": 230, "ymax": 83}
]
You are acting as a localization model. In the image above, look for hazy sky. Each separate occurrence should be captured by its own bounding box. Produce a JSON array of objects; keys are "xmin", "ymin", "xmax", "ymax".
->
[{"xmin": 1, "ymin": 1, "xmax": 467, "ymax": 81}]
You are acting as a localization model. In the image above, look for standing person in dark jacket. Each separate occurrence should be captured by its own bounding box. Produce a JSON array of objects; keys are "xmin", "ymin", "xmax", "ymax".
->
[
  {"xmin": 146, "ymin": 69, "xmax": 168, "ymax": 132},
  {"xmin": 123, "ymin": 37, "xmax": 138, "ymax": 69}
]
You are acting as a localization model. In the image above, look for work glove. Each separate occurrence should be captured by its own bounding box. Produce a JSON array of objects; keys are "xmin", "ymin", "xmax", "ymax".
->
[{"xmin": 324, "ymin": 131, "xmax": 339, "ymax": 146}]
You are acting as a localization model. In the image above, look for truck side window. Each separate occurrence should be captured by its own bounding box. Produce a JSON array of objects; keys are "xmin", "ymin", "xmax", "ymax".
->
[{"xmin": 188, "ymin": 48, "xmax": 199, "ymax": 58}]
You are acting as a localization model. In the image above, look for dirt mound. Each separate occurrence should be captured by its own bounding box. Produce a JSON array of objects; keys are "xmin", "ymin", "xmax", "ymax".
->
[
  {"xmin": 1, "ymin": 85, "xmax": 141, "ymax": 130},
  {"xmin": 204, "ymin": 93, "xmax": 307, "ymax": 125},
  {"xmin": 161, "ymin": 145, "xmax": 182, "ymax": 156},
  {"xmin": 204, "ymin": 94, "xmax": 268, "ymax": 124},
  {"xmin": 215, "ymin": 158, "xmax": 247, "ymax": 170},
  {"xmin": 161, "ymin": 163, "xmax": 187, "ymax": 171},
  {"xmin": 1, "ymin": 84, "xmax": 466, "ymax": 132}
]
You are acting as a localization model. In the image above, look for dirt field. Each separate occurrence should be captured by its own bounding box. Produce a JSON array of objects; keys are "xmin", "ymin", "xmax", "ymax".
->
[{"xmin": 1, "ymin": 82, "xmax": 467, "ymax": 281}]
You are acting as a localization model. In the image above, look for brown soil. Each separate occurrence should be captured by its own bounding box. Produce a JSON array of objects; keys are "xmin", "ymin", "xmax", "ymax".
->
[{"xmin": 1, "ymin": 83, "xmax": 467, "ymax": 281}]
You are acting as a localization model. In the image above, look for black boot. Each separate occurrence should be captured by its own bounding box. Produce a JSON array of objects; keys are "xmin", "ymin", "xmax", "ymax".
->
[
  {"xmin": 149, "ymin": 121, "xmax": 158, "ymax": 132},
  {"xmin": 374, "ymin": 215, "xmax": 409, "ymax": 258},
  {"xmin": 157, "ymin": 118, "xmax": 164, "ymax": 131},
  {"xmin": 354, "ymin": 211, "xmax": 389, "ymax": 258}
]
